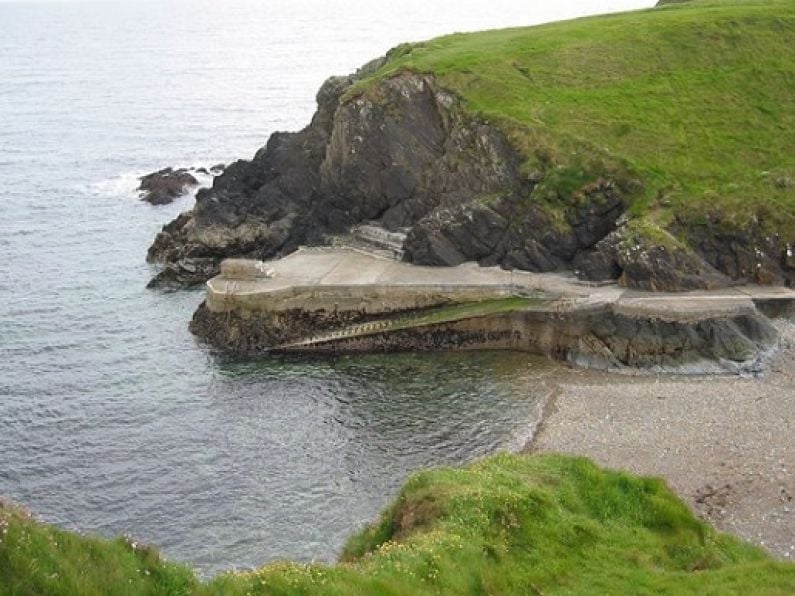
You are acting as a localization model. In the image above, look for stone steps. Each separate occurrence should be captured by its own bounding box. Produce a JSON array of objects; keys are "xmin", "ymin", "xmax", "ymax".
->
[
  {"xmin": 276, "ymin": 298, "xmax": 538, "ymax": 350},
  {"xmin": 277, "ymin": 311, "xmax": 428, "ymax": 350}
]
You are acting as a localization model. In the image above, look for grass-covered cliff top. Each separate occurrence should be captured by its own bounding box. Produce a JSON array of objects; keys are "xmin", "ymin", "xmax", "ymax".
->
[
  {"xmin": 2, "ymin": 454, "xmax": 794, "ymax": 595},
  {"xmin": 360, "ymin": 0, "xmax": 795, "ymax": 238}
]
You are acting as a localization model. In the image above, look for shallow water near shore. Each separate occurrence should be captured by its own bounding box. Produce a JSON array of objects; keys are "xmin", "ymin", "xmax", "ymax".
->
[{"xmin": 0, "ymin": 0, "xmax": 666, "ymax": 577}]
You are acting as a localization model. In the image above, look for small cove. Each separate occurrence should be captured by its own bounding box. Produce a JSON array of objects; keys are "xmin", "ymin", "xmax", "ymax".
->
[{"xmin": 0, "ymin": 0, "xmax": 661, "ymax": 576}]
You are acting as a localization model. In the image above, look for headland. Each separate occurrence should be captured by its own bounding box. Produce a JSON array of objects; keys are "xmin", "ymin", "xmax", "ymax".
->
[{"xmin": 147, "ymin": 0, "xmax": 795, "ymax": 294}]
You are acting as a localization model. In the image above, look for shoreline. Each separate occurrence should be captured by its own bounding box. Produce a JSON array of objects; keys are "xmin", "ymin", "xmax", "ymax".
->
[{"xmin": 526, "ymin": 318, "xmax": 795, "ymax": 560}]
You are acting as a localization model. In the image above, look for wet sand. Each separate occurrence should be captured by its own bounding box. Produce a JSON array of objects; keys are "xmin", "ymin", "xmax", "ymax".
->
[{"xmin": 528, "ymin": 319, "xmax": 794, "ymax": 559}]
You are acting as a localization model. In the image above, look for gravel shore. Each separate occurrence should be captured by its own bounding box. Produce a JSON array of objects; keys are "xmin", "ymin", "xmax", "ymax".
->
[{"xmin": 528, "ymin": 319, "xmax": 794, "ymax": 559}]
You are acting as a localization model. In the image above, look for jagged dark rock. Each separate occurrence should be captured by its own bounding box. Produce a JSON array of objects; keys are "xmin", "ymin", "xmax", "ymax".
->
[
  {"xmin": 146, "ymin": 67, "xmax": 530, "ymax": 283},
  {"xmin": 146, "ymin": 258, "xmax": 218, "ymax": 289},
  {"xmin": 574, "ymin": 221, "xmax": 732, "ymax": 291},
  {"xmin": 674, "ymin": 215, "xmax": 795, "ymax": 287},
  {"xmin": 138, "ymin": 167, "xmax": 198, "ymax": 205},
  {"xmin": 403, "ymin": 179, "xmax": 626, "ymax": 271}
]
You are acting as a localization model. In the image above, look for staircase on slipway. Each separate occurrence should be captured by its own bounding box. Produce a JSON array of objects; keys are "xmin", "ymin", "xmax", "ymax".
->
[{"xmin": 273, "ymin": 295, "xmax": 551, "ymax": 352}]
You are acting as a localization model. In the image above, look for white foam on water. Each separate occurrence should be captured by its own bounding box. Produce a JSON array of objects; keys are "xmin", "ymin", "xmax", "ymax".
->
[
  {"xmin": 504, "ymin": 389, "xmax": 549, "ymax": 452},
  {"xmin": 87, "ymin": 168, "xmax": 216, "ymax": 202},
  {"xmin": 88, "ymin": 170, "xmax": 145, "ymax": 199}
]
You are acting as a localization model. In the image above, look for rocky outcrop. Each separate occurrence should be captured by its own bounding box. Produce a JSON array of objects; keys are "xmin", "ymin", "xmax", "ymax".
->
[
  {"xmin": 147, "ymin": 70, "xmax": 529, "ymax": 285},
  {"xmin": 403, "ymin": 179, "xmax": 626, "ymax": 271},
  {"xmin": 146, "ymin": 55, "xmax": 793, "ymax": 291},
  {"xmin": 574, "ymin": 220, "xmax": 731, "ymax": 291},
  {"xmin": 674, "ymin": 215, "xmax": 795, "ymax": 288},
  {"xmin": 146, "ymin": 58, "xmax": 635, "ymax": 288},
  {"xmin": 138, "ymin": 168, "xmax": 199, "ymax": 205},
  {"xmin": 575, "ymin": 217, "xmax": 794, "ymax": 291},
  {"xmin": 190, "ymin": 299, "xmax": 779, "ymax": 375}
]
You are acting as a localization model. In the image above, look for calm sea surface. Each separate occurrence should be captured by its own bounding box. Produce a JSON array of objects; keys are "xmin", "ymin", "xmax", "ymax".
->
[{"xmin": 0, "ymin": 0, "xmax": 651, "ymax": 576}]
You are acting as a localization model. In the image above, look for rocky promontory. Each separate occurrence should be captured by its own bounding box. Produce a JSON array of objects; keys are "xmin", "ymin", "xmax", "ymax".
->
[
  {"xmin": 145, "ymin": 66, "xmax": 649, "ymax": 288},
  {"xmin": 147, "ymin": 0, "xmax": 794, "ymax": 291}
]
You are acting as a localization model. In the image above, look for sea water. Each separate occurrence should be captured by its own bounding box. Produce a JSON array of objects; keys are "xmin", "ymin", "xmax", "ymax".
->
[{"xmin": 0, "ymin": 0, "xmax": 651, "ymax": 576}]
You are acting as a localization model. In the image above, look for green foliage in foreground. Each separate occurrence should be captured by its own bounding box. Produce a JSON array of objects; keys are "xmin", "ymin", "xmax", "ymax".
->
[
  {"xmin": 0, "ymin": 502, "xmax": 196, "ymax": 596},
  {"xmin": 3, "ymin": 455, "xmax": 795, "ymax": 595},
  {"xmin": 356, "ymin": 0, "xmax": 795, "ymax": 238}
]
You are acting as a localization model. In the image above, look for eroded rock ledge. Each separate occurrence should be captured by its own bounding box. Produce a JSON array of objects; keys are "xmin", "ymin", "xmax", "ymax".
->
[
  {"xmin": 146, "ymin": 57, "xmax": 794, "ymax": 291},
  {"xmin": 192, "ymin": 302, "xmax": 778, "ymax": 374},
  {"xmin": 189, "ymin": 250, "xmax": 794, "ymax": 374}
]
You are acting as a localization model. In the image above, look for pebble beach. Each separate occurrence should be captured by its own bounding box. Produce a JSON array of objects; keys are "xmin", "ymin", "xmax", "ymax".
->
[{"xmin": 529, "ymin": 319, "xmax": 795, "ymax": 559}]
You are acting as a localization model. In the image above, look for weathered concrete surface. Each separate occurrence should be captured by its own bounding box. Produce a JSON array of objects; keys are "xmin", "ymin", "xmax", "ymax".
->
[
  {"xmin": 206, "ymin": 248, "xmax": 555, "ymax": 315},
  {"xmin": 205, "ymin": 248, "xmax": 795, "ymax": 320},
  {"xmin": 191, "ymin": 248, "xmax": 795, "ymax": 372}
]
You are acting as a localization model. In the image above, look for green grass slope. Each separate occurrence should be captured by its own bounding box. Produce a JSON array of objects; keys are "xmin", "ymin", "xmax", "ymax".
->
[
  {"xmin": 0, "ymin": 501, "xmax": 196, "ymax": 596},
  {"xmin": 360, "ymin": 0, "xmax": 795, "ymax": 240},
  {"xmin": 3, "ymin": 455, "xmax": 794, "ymax": 595}
]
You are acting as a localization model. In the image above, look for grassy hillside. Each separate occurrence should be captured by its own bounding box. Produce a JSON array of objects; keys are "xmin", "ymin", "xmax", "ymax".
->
[
  {"xmin": 358, "ymin": 0, "xmax": 795, "ymax": 239},
  {"xmin": 3, "ymin": 455, "xmax": 794, "ymax": 595}
]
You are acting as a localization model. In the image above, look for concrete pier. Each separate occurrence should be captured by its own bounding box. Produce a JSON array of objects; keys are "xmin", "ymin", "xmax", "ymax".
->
[
  {"xmin": 194, "ymin": 248, "xmax": 795, "ymax": 372},
  {"xmin": 207, "ymin": 247, "xmax": 795, "ymax": 321}
]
